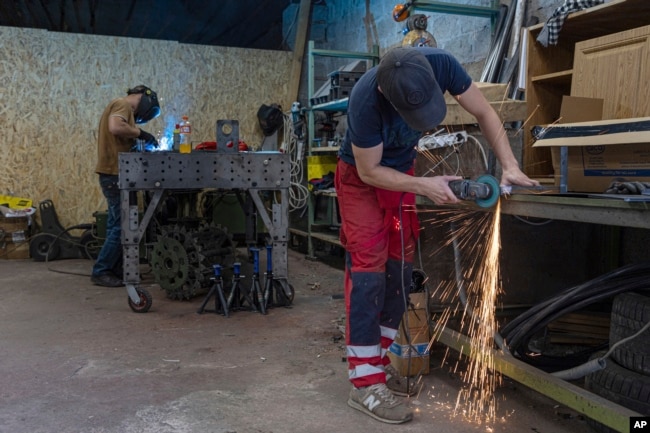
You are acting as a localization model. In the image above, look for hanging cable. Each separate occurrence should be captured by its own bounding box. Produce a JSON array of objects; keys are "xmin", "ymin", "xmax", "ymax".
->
[{"xmin": 279, "ymin": 111, "xmax": 310, "ymax": 212}]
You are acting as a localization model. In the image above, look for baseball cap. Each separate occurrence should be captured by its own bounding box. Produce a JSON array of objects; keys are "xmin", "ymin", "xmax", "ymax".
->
[{"xmin": 376, "ymin": 47, "xmax": 446, "ymax": 131}]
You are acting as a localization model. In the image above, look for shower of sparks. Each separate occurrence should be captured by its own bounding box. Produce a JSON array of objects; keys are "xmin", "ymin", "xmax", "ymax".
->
[
  {"xmin": 453, "ymin": 201, "xmax": 502, "ymax": 423},
  {"xmin": 414, "ymin": 119, "xmax": 516, "ymax": 424},
  {"xmin": 419, "ymin": 203, "xmax": 504, "ymax": 425}
]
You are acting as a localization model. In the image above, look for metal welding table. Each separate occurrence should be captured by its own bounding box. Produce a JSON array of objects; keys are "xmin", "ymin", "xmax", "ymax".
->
[
  {"xmin": 117, "ymin": 149, "xmax": 291, "ymax": 313},
  {"xmin": 425, "ymin": 192, "xmax": 649, "ymax": 432}
]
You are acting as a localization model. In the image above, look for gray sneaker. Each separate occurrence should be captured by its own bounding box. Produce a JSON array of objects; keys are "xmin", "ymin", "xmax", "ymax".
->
[
  {"xmin": 385, "ymin": 364, "xmax": 419, "ymax": 397},
  {"xmin": 348, "ymin": 383, "xmax": 413, "ymax": 424}
]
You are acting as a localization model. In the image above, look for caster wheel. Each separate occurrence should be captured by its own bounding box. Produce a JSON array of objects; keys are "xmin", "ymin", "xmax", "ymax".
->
[{"xmin": 128, "ymin": 288, "xmax": 153, "ymax": 313}]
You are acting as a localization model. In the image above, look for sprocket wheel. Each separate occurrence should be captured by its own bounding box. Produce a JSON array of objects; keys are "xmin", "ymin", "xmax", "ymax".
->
[
  {"xmin": 152, "ymin": 224, "xmax": 236, "ymax": 300},
  {"xmin": 151, "ymin": 236, "xmax": 191, "ymax": 300}
]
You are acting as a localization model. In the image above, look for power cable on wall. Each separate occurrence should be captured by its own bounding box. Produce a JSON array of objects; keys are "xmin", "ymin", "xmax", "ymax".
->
[{"xmin": 280, "ymin": 111, "xmax": 310, "ymax": 212}]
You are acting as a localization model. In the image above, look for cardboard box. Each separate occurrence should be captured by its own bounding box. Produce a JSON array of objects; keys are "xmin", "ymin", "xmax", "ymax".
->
[
  {"xmin": 534, "ymin": 97, "xmax": 650, "ymax": 192},
  {"xmin": 559, "ymin": 95, "xmax": 604, "ymax": 124},
  {"xmin": 0, "ymin": 216, "xmax": 30, "ymax": 243},
  {"xmin": 409, "ymin": 292, "xmax": 428, "ymax": 310},
  {"xmin": 388, "ymin": 308, "xmax": 430, "ymax": 377},
  {"xmin": 550, "ymin": 96, "xmax": 604, "ymax": 187},
  {"xmin": 0, "ymin": 241, "xmax": 30, "ymax": 260}
]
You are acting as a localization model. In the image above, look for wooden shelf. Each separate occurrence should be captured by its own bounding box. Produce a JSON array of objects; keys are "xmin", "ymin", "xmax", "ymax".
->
[
  {"xmin": 530, "ymin": 69, "xmax": 573, "ymax": 85},
  {"xmin": 528, "ymin": 0, "xmax": 650, "ymax": 44}
]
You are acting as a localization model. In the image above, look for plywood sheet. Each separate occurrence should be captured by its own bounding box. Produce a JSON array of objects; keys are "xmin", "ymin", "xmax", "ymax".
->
[
  {"xmin": 572, "ymin": 25, "xmax": 650, "ymax": 119},
  {"xmin": 0, "ymin": 27, "xmax": 292, "ymax": 229},
  {"xmin": 444, "ymin": 82, "xmax": 509, "ymax": 104},
  {"xmin": 442, "ymin": 100, "xmax": 527, "ymax": 125}
]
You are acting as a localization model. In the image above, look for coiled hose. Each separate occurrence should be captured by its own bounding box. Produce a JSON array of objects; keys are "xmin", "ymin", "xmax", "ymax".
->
[{"xmin": 498, "ymin": 261, "xmax": 650, "ymax": 373}]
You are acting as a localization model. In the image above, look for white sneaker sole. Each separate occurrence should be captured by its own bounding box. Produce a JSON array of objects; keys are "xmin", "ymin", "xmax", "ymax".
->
[{"xmin": 347, "ymin": 398, "xmax": 413, "ymax": 424}]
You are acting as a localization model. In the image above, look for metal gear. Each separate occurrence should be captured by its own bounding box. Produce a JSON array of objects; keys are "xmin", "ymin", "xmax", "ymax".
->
[
  {"xmin": 152, "ymin": 223, "xmax": 236, "ymax": 300},
  {"xmin": 151, "ymin": 236, "xmax": 191, "ymax": 299}
]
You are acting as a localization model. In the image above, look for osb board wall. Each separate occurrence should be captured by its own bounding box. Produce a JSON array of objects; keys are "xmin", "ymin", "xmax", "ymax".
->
[{"xmin": 0, "ymin": 26, "xmax": 292, "ymax": 228}]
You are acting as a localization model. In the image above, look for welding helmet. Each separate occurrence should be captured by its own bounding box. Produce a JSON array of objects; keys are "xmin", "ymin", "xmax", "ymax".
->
[{"xmin": 128, "ymin": 85, "xmax": 161, "ymax": 124}]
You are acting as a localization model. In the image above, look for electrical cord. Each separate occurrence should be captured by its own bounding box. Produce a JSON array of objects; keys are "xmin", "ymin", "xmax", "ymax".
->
[
  {"xmin": 450, "ymin": 219, "xmax": 510, "ymax": 355},
  {"xmin": 419, "ymin": 131, "xmax": 488, "ymax": 178},
  {"xmin": 552, "ymin": 319, "xmax": 650, "ymax": 380},
  {"xmin": 36, "ymin": 223, "xmax": 94, "ymax": 276},
  {"xmin": 397, "ymin": 192, "xmax": 429, "ymax": 394},
  {"xmin": 280, "ymin": 113, "xmax": 310, "ymax": 212},
  {"xmin": 513, "ymin": 215, "xmax": 554, "ymax": 226}
]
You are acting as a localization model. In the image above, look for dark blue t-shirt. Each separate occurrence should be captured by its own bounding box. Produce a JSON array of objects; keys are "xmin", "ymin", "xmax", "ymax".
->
[{"xmin": 339, "ymin": 47, "xmax": 472, "ymax": 173}]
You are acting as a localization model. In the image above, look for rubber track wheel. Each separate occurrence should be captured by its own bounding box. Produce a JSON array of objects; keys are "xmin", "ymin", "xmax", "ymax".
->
[
  {"xmin": 609, "ymin": 291, "xmax": 650, "ymax": 375},
  {"xmin": 584, "ymin": 355, "xmax": 650, "ymax": 432}
]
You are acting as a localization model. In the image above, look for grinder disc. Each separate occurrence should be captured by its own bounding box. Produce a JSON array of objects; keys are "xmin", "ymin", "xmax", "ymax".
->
[{"xmin": 475, "ymin": 174, "xmax": 500, "ymax": 208}]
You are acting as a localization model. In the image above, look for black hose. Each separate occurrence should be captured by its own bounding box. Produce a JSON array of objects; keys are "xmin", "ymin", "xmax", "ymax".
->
[
  {"xmin": 501, "ymin": 262, "xmax": 650, "ymax": 338},
  {"xmin": 500, "ymin": 262, "xmax": 650, "ymax": 371}
]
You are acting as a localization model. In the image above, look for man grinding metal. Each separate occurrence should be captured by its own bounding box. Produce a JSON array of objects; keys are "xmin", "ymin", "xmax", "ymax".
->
[{"xmin": 336, "ymin": 46, "xmax": 539, "ymax": 423}]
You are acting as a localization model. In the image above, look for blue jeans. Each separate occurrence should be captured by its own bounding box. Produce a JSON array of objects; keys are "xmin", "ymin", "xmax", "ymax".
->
[{"xmin": 92, "ymin": 174, "xmax": 122, "ymax": 277}]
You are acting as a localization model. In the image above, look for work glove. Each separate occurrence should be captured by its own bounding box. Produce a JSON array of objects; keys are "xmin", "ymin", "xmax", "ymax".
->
[{"xmin": 138, "ymin": 129, "xmax": 158, "ymax": 147}]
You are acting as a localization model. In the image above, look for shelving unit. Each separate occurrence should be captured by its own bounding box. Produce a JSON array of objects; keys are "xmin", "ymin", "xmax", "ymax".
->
[
  {"xmin": 523, "ymin": 0, "xmax": 650, "ymax": 181},
  {"xmin": 293, "ymin": 41, "xmax": 379, "ymax": 258},
  {"xmin": 306, "ymin": 41, "xmax": 380, "ymax": 152}
]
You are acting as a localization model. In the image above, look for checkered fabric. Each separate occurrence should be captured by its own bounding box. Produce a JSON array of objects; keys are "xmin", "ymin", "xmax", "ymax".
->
[{"xmin": 536, "ymin": 0, "xmax": 605, "ymax": 47}]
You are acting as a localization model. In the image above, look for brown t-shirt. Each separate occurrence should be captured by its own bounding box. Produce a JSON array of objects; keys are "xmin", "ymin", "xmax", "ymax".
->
[{"xmin": 95, "ymin": 98, "xmax": 135, "ymax": 175}]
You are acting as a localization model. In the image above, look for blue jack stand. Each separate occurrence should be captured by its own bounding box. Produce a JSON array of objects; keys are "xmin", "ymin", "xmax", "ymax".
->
[
  {"xmin": 262, "ymin": 245, "xmax": 276, "ymax": 310},
  {"xmin": 197, "ymin": 264, "xmax": 229, "ymax": 317},
  {"xmin": 246, "ymin": 247, "xmax": 266, "ymax": 315},
  {"xmin": 225, "ymin": 262, "xmax": 245, "ymax": 311}
]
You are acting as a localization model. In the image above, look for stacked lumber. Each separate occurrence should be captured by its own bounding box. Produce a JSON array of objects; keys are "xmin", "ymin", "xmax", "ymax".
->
[{"xmin": 547, "ymin": 312, "xmax": 610, "ymax": 346}]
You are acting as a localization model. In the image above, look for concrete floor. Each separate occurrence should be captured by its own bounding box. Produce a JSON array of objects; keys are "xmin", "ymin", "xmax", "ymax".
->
[{"xmin": 0, "ymin": 248, "xmax": 596, "ymax": 433}]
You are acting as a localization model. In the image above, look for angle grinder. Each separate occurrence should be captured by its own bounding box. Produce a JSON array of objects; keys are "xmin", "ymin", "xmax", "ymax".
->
[{"xmin": 448, "ymin": 174, "xmax": 500, "ymax": 208}]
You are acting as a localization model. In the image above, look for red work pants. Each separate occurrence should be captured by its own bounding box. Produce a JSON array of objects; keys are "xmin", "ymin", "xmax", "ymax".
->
[{"xmin": 334, "ymin": 159, "xmax": 419, "ymax": 388}]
